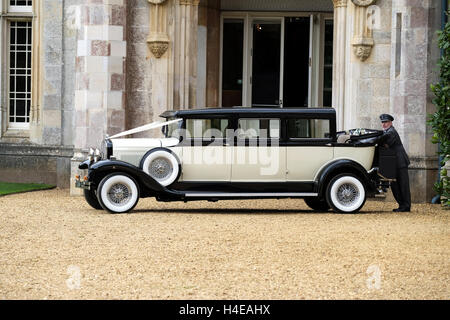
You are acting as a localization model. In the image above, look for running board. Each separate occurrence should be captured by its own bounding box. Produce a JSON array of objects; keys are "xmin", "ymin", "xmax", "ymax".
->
[{"xmin": 184, "ymin": 192, "xmax": 318, "ymax": 198}]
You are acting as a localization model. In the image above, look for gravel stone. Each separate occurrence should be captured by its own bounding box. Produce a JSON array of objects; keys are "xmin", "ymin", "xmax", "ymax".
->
[{"xmin": 0, "ymin": 189, "xmax": 448, "ymax": 299}]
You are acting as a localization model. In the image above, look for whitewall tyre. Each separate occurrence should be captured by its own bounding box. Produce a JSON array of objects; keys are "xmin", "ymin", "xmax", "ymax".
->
[
  {"xmin": 141, "ymin": 149, "xmax": 180, "ymax": 187},
  {"xmin": 97, "ymin": 173, "xmax": 140, "ymax": 214},
  {"xmin": 304, "ymin": 197, "xmax": 330, "ymax": 211},
  {"xmin": 326, "ymin": 174, "xmax": 366, "ymax": 213}
]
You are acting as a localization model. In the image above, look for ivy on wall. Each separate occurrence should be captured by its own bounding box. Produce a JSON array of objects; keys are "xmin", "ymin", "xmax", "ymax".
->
[{"xmin": 429, "ymin": 14, "xmax": 450, "ymax": 207}]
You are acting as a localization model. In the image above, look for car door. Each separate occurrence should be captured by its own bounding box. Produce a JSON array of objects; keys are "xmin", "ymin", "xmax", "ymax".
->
[
  {"xmin": 180, "ymin": 118, "xmax": 232, "ymax": 182},
  {"xmin": 286, "ymin": 118, "xmax": 334, "ymax": 181},
  {"xmin": 231, "ymin": 118, "xmax": 286, "ymax": 182}
]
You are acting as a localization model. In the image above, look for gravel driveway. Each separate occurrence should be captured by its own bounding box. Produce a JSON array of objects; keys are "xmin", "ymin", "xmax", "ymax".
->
[{"xmin": 0, "ymin": 189, "xmax": 448, "ymax": 299}]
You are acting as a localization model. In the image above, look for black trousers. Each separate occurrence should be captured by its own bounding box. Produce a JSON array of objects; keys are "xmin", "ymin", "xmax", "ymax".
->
[{"xmin": 391, "ymin": 167, "xmax": 411, "ymax": 210}]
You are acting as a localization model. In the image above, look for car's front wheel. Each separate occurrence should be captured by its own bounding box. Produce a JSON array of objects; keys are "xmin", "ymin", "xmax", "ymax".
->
[
  {"xmin": 83, "ymin": 188, "xmax": 102, "ymax": 210},
  {"xmin": 326, "ymin": 174, "xmax": 366, "ymax": 213},
  {"xmin": 304, "ymin": 197, "xmax": 330, "ymax": 211},
  {"xmin": 97, "ymin": 173, "xmax": 140, "ymax": 214}
]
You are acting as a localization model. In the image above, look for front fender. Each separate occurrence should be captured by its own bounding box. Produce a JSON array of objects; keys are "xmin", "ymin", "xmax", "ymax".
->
[
  {"xmin": 78, "ymin": 159, "xmax": 91, "ymax": 170},
  {"xmin": 87, "ymin": 159, "xmax": 183, "ymax": 198},
  {"xmin": 316, "ymin": 159, "xmax": 376, "ymax": 198}
]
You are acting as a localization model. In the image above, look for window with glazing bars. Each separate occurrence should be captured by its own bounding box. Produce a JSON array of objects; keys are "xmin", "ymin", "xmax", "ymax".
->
[
  {"xmin": 9, "ymin": 1, "xmax": 33, "ymax": 13},
  {"xmin": 9, "ymin": 21, "xmax": 32, "ymax": 125},
  {"xmin": 10, "ymin": 0, "xmax": 32, "ymax": 6}
]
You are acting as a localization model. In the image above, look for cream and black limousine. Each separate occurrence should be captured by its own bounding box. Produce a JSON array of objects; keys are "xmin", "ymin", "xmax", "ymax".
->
[{"xmin": 75, "ymin": 107, "xmax": 394, "ymax": 214}]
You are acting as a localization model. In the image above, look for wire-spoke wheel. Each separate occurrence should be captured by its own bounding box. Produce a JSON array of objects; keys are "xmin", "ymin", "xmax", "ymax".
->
[
  {"xmin": 326, "ymin": 174, "xmax": 366, "ymax": 213},
  {"xmin": 97, "ymin": 173, "xmax": 140, "ymax": 214},
  {"xmin": 141, "ymin": 149, "xmax": 180, "ymax": 186}
]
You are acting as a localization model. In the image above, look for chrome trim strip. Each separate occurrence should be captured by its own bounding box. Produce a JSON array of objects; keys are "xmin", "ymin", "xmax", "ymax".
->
[
  {"xmin": 367, "ymin": 167, "xmax": 378, "ymax": 174},
  {"xmin": 185, "ymin": 192, "xmax": 318, "ymax": 197}
]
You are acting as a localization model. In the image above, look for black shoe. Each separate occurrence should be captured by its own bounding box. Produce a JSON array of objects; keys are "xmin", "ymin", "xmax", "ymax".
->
[
  {"xmin": 398, "ymin": 208, "xmax": 410, "ymax": 212},
  {"xmin": 393, "ymin": 208, "xmax": 401, "ymax": 212}
]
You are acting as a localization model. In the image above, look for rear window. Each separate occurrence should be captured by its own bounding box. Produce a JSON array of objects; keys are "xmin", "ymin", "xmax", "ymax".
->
[{"xmin": 287, "ymin": 119, "xmax": 330, "ymax": 139}]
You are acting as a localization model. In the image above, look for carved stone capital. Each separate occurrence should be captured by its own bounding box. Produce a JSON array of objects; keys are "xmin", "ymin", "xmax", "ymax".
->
[
  {"xmin": 351, "ymin": 0, "xmax": 376, "ymax": 7},
  {"xmin": 353, "ymin": 44, "xmax": 372, "ymax": 61},
  {"xmin": 148, "ymin": 0, "xmax": 167, "ymax": 4},
  {"xmin": 147, "ymin": 33, "xmax": 170, "ymax": 58},
  {"xmin": 352, "ymin": 37, "xmax": 374, "ymax": 61},
  {"xmin": 333, "ymin": 0, "xmax": 348, "ymax": 8},
  {"xmin": 180, "ymin": 0, "xmax": 200, "ymax": 5},
  {"xmin": 148, "ymin": 40, "xmax": 169, "ymax": 58}
]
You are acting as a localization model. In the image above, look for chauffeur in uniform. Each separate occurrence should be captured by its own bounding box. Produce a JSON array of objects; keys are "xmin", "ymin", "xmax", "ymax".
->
[{"xmin": 377, "ymin": 114, "xmax": 411, "ymax": 212}]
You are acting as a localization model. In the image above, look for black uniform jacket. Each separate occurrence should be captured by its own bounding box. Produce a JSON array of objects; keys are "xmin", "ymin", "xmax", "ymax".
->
[{"xmin": 376, "ymin": 126, "xmax": 410, "ymax": 168}]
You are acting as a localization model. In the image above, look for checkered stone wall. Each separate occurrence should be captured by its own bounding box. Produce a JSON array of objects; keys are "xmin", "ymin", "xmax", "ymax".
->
[{"xmin": 71, "ymin": 0, "xmax": 127, "ymax": 194}]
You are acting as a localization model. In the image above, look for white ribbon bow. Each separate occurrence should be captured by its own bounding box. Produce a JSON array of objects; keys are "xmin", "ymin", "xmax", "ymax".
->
[{"xmin": 108, "ymin": 118, "xmax": 182, "ymax": 139}]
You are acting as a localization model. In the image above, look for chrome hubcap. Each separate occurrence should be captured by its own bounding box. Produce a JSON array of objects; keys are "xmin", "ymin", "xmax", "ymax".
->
[
  {"xmin": 108, "ymin": 183, "xmax": 131, "ymax": 206},
  {"xmin": 336, "ymin": 183, "xmax": 359, "ymax": 206},
  {"xmin": 149, "ymin": 157, "xmax": 172, "ymax": 180}
]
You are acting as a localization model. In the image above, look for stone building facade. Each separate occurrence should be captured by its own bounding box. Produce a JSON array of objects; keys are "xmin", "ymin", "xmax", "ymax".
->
[{"xmin": 0, "ymin": 0, "xmax": 445, "ymax": 202}]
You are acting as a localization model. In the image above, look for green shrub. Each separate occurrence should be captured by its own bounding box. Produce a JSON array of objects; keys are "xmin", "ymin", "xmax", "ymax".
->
[{"xmin": 429, "ymin": 14, "xmax": 450, "ymax": 207}]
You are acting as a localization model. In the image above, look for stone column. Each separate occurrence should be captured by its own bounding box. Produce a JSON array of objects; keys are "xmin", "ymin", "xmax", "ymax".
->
[
  {"xmin": 205, "ymin": 0, "xmax": 220, "ymax": 108},
  {"xmin": 71, "ymin": 0, "xmax": 127, "ymax": 195},
  {"xmin": 147, "ymin": 0, "xmax": 171, "ymax": 126},
  {"xmin": 143, "ymin": 0, "xmax": 199, "ymax": 129},
  {"xmin": 126, "ymin": 1, "xmax": 152, "ymax": 138},
  {"xmin": 351, "ymin": 0, "xmax": 377, "ymax": 62},
  {"xmin": 173, "ymin": 0, "xmax": 199, "ymax": 110},
  {"xmin": 31, "ymin": 0, "xmax": 63, "ymax": 146},
  {"xmin": 332, "ymin": 0, "xmax": 348, "ymax": 131}
]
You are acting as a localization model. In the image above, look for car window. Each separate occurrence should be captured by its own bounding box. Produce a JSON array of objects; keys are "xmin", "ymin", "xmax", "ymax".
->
[
  {"xmin": 237, "ymin": 119, "xmax": 280, "ymax": 139},
  {"xmin": 185, "ymin": 119, "xmax": 229, "ymax": 139},
  {"xmin": 287, "ymin": 119, "xmax": 330, "ymax": 139}
]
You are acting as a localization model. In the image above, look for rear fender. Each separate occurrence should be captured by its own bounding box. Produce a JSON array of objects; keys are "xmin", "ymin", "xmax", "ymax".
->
[{"xmin": 316, "ymin": 159, "xmax": 376, "ymax": 198}]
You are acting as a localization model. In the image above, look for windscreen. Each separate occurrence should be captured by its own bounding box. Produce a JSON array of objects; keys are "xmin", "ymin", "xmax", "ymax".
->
[{"xmin": 164, "ymin": 118, "xmax": 183, "ymax": 139}]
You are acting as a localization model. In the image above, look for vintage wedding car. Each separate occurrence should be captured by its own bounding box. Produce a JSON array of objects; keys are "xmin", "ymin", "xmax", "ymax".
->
[{"xmin": 75, "ymin": 107, "xmax": 394, "ymax": 214}]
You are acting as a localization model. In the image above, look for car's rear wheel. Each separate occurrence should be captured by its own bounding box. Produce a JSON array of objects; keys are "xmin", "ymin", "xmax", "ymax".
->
[
  {"xmin": 141, "ymin": 149, "xmax": 180, "ymax": 186},
  {"xmin": 326, "ymin": 174, "xmax": 366, "ymax": 213},
  {"xmin": 97, "ymin": 173, "xmax": 140, "ymax": 214},
  {"xmin": 304, "ymin": 197, "xmax": 330, "ymax": 211},
  {"xmin": 83, "ymin": 188, "xmax": 102, "ymax": 210}
]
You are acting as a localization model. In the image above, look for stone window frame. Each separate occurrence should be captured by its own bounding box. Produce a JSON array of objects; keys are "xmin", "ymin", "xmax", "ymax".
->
[
  {"xmin": 321, "ymin": 16, "xmax": 334, "ymax": 107},
  {"xmin": 8, "ymin": 0, "xmax": 33, "ymax": 13},
  {"xmin": 0, "ymin": 0, "xmax": 39, "ymax": 138},
  {"xmin": 219, "ymin": 11, "xmax": 334, "ymax": 109}
]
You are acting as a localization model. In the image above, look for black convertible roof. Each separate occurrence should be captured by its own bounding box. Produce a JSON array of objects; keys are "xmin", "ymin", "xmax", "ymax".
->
[{"xmin": 160, "ymin": 107, "xmax": 336, "ymax": 119}]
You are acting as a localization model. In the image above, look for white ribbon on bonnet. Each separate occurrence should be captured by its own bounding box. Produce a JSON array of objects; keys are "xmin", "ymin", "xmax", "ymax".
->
[{"xmin": 108, "ymin": 118, "xmax": 183, "ymax": 139}]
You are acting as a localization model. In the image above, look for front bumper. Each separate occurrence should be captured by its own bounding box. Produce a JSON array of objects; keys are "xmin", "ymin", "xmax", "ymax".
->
[{"xmin": 75, "ymin": 177, "xmax": 91, "ymax": 190}]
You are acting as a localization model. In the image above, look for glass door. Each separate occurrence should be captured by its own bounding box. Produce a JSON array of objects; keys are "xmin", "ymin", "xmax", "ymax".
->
[
  {"xmin": 283, "ymin": 17, "xmax": 311, "ymax": 108},
  {"xmin": 220, "ymin": 14, "xmax": 333, "ymax": 109},
  {"xmin": 249, "ymin": 19, "xmax": 283, "ymax": 108},
  {"xmin": 221, "ymin": 19, "xmax": 244, "ymax": 108}
]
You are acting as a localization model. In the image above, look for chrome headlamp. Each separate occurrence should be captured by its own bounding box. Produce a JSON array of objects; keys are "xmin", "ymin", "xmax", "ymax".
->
[
  {"xmin": 94, "ymin": 148, "xmax": 101, "ymax": 162},
  {"xmin": 88, "ymin": 147, "xmax": 102, "ymax": 163},
  {"xmin": 88, "ymin": 148, "xmax": 95, "ymax": 162}
]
